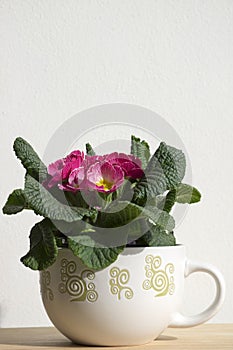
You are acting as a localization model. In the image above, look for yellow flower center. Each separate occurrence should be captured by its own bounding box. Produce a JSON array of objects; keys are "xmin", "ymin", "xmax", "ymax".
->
[{"xmin": 96, "ymin": 178, "xmax": 113, "ymax": 191}]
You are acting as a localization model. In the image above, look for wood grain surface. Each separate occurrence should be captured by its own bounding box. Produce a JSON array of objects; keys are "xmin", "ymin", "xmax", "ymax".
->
[{"xmin": 0, "ymin": 324, "xmax": 232, "ymax": 350}]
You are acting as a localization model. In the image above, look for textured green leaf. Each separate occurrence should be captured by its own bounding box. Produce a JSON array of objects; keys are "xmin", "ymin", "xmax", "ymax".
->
[
  {"xmin": 53, "ymin": 218, "xmax": 97, "ymax": 236},
  {"xmin": 137, "ymin": 225, "xmax": 176, "ymax": 247},
  {"xmin": 21, "ymin": 218, "xmax": 58, "ymax": 270},
  {"xmin": 162, "ymin": 190, "xmax": 177, "ymax": 212},
  {"xmin": 13, "ymin": 137, "xmax": 47, "ymax": 181},
  {"xmin": 125, "ymin": 218, "xmax": 150, "ymax": 244},
  {"xmin": 68, "ymin": 235, "xmax": 124, "ymax": 270},
  {"xmin": 155, "ymin": 142, "xmax": 186, "ymax": 188},
  {"xmin": 95, "ymin": 200, "xmax": 175, "ymax": 231},
  {"xmin": 85, "ymin": 143, "xmax": 95, "ymax": 156},
  {"xmin": 130, "ymin": 135, "xmax": 150, "ymax": 169},
  {"xmin": 64, "ymin": 191, "xmax": 89, "ymax": 209},
  {"xmin": 95, "ymin": 201, "xmax": 141, "ymax": 228},
  {"xmin": 132, "ymin": 142, "xmax": 186, "ymax": 205},
  {"xmin": 144, "ymin": 206, "xmax": 175, "ymax": 231},
  {"xmin": 2, "ymin": 189, "xmax": 27, "ymax": 214},
  {"xmin": 163, "ymin": 184, "xmax": 201, "ymax": 213},
  {"xmin": 175, "ymin": 184, "xmax": 201, "ymax": 204},
  {"xmin": 24, "ymin": 174, "xmax": 92, "ymax": 222}
]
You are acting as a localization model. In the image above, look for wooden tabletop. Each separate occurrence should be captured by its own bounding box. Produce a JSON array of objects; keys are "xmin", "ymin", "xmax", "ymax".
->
[{"xmin": 0, "ymin": 324, "xmax": 232, "ymax": 350}]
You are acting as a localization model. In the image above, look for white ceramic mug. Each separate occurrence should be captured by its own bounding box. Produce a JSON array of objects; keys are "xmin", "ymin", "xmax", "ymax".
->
[{"xmin": 40, "ymin": 245, "xmax": 225, "ymax": 346}]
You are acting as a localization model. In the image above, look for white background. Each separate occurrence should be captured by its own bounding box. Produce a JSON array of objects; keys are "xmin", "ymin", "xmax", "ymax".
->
[{"xmin": 0, "ymin": 0, "xmax": 233, "ymax": 327}]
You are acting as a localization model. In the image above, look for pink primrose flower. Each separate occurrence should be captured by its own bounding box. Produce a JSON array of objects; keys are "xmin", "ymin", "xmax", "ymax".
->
[
  {"xmin": 44, "ymin": 150, "xmax": 84, "ymax": 190},
  {"xmin": 106, "ymin": 152, "xmax": 144, "ymax": 179},
  {"xmin": 62, "ymin": 150, "xmax": 84, "ymax": 180},
  {"xmin": 86, "ymin": 159, "xmax": 124, "ymax": 193},
  {"xmin": 45, "ymin": 158, "xmax": 65, "ymax": 188},
  {"xmin": 44, "ymin": 150, "xmax": 143, "ymax": 193}
]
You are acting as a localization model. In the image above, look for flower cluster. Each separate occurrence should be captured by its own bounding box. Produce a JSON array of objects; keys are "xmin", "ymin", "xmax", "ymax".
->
[
  {"xmin": 44, "ymin": 150, "xmax": 144, "ymax": 193},
  {"xmin": 3, "ymin": 136, "xmax": 202, "ymax": 272}
]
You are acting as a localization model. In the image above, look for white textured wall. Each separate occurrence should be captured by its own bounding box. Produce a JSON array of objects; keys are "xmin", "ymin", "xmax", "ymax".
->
[{"xmin": 0, "ymin": 0, "xmax": 233, "ymax": 327}]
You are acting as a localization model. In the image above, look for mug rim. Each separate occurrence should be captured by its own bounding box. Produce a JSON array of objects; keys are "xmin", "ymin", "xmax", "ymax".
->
[{"xmin": 57, "ymin": 244, "xmax": 185, "ymax": 254}]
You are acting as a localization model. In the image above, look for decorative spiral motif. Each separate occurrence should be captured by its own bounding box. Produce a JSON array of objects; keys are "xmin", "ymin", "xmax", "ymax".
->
[
  {"xmin": 142, "ymin": 255, "xmax": 175, "ymax": 297},
  {"xmin": 152, "ymin": 271, "xmax": 169, "ymax": 296},
  {"xmin": 59, "ymin": 259, "xmax": 98, "ymax": 302},
  {"xmin": 40, "ymin": 271, "xmax": 54, "ymax": 301},
  {"xmin": 142, "ymin": 279, "xmax": 151, "ymax": 290},
  {"xmin": 67, "ymin": 277, "xmax": 86, "ymax": 298},
  {"xmin": 109, "ymin": 267, "xmax": 134, "ymax": 300},
  {"xmin": 166, "ymin": 263, "xmax": 175, "ymax": 274},
  {"xmin": 87, "ymin": 289, "xmax": 98, "ymax": 302}
]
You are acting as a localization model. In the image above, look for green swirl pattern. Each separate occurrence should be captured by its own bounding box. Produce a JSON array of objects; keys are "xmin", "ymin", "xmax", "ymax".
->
[
  {"xmin": 142, "ymin": 255, "xmax": 175, "ymax": 297},
  {"xmin": 41, "ymin": 271, "xmax": 54, "ymax": 301},
  {"xmin": 109, "ymin": 267, "xmax": 134, "ymax": 300},
  {"xmin": 59, "ymin": 259, "xmax": 98, "ymax": 302}
]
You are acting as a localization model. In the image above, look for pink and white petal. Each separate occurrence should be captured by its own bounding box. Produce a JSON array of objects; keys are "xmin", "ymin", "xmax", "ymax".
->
[
  {"xmin": 68, "ymin": 168, "xmax": 79, "ymax": 185},
  {"xmin": 100, "ymin": 162, "xmax": 116, "ymax": 182},
  {"xmin": 87, "ymin": 162, "xmax": 103, "ymax": 184},
  {"xmin": 112, "ymin": 165, "xmax": 124, "ymax": 182},
  {"xmin": 77, "ymin": 166, "xmax": 85, "ymax": 183}
]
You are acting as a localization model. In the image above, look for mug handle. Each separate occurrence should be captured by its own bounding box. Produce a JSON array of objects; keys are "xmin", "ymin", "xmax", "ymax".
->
[{"xmin": 169, "ymin": 259, "xmax": 225, "ymax": 327}]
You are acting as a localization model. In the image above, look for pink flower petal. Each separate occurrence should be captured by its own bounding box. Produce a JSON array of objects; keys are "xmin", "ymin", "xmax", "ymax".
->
[
  {"xmin": 100, "ymin": 162, "xmax": 116, "ymax": 183},
  {"xmin": 48, "ymin": 159, "xmax": 64, "ymax": 176},
  {"xmin": 65, "ymin": 150, "xmax": 84, "ymax": 164},
  {"xmin": 121, "ymin": 161, "xmax": 144, "ymax": 178},
  {"xmin": 87, "ymin": 162, "xmax": 103, "ymax": 184},
  {"xmin": 112, "ymin": 165, "xmax": 125, "ymax": 183}
]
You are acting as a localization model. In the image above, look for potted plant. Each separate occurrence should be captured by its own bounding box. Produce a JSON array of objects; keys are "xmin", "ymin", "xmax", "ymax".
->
[{"xmin": 2, "ymin": 136, "xmax": 225, "ymax": 346}]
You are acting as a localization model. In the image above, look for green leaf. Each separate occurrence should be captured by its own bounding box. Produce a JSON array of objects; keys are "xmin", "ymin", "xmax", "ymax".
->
[
  {"xmin": 95, "ymin": 200, "xmax": 175, "ymax": 231},
  {"xmin": 144, "ymin": 206, "xmax": 175, "ymax": 231},
  {"xmin": 53, "ymin": 218, "xmax": 97, "ymax": 236},
  {"xmin": 95, "ymin": 201, "xmax": 141, "ymax": 228},
  {"xmin": 13, "ymin": 137, "xmax": 47, "ymax": 181},
  {"xmin": 113, "ymin": 179, "xmax": 134, "ymax": 202},
  {"xmin": 24, "ymin": 174, "xmax": 93, "ymax": 222},
  {"xmin": 137, "ymin": 225, "xmax": 176, "ymax": 247},
  {"xmin": 130, "ymin": 135, "xmax": 150, "ymax": 169},
  {"xmin": 163, "ymin": 184, "xmax": 201, "ymax": 213},
  {"xmin": 162, "ymin": 190, "xmax": 177, "ymax": 213},
  {"xmin": 155, "ymin": 142, "xmax": 186, "ymax": 189},
  {"xmin": 21, "ymin": 218, "xmax": 58, "ymax": 270},
  {"xmin": 2, "ymin": 189, "xmax": 27, "ymax": 215},
  {"xmin": 132, "ymin": 142, "xmax": 186, "ymax": 205},
  {"xmin": 175, "ymin": 184, "xmax": 201, "ymax": 204},
  {"xmin": 85, "ymin": 143, "xmax": 95, "ymax": 156},
  {"xmin": 125, "ymin": 218, "xmax": 149, "ymax": 244},
  {"xmin": 68, "ymin": 235, "xmax": 124, "ymax": 270}
]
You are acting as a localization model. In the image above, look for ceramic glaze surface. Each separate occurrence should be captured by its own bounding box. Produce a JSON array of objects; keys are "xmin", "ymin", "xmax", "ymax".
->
[{"xmin": 40, "ymin": 246, "xmax": 225, "ymax": 346}]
